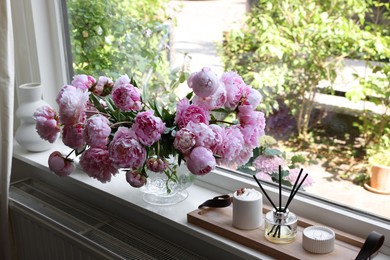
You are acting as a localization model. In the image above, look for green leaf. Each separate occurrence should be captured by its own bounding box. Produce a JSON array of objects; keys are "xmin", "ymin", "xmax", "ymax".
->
[
  {"xmin": 263, "ymin": 148, "xmax": 284, "ymax": 156},
  {"xmin": 104, "ymin": 96, "xmax": 116, "ymax": 112},
  {"xmin": 89, "ymin": 93, "xmax": 105, "ymax": 113},
  {"xmin": 186, "ymin": 92, "xmax": 193, "ymax": 100}
]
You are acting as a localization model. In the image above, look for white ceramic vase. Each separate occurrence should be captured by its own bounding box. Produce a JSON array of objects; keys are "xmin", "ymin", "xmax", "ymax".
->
[{"xmin": 15, "ymin": 83, "xmax": 52, "ymax": 152}]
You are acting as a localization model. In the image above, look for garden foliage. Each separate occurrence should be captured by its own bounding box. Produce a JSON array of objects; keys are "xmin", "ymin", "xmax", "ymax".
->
[
  {"xmin": 220, "ymin": 0, "xmax": 390, "ymax": 141},
  {"xmin": 66, "ymin": 0, "xmax": 175, "ymax": 103}
]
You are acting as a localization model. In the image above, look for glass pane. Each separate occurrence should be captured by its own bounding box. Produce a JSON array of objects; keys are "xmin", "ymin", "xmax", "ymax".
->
[
  {"xmin": 62, "ymin": 0, "xmax": 390, "ymax": 222},
  {"xmin": 218, "ymin": 0, "xmax": 390, "ymax": 221},
  {"xmin": 65, "ymin": 0, "xmax": 173, "ymax": 102}
]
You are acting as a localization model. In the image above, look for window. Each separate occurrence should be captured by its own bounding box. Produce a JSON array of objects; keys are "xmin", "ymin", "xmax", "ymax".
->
[
  {"xmin": 11, "ymin": 0, "xmax": 390, "ymax": 257},
  {"xmin": 63, "ymin": 0, "xmax": 389, "ymax": 220}
]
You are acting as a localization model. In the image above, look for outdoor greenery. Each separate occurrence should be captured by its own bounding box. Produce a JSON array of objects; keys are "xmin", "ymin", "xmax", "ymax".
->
[
  {"xmin": 220, "ymin": 0, "xmax": 390, "ymax": 142},
  {"xmin": 347, "ymin": 63, "xmax": 390, "ymax": 166},
  {"xmin": 220, "ymin": 0, "xmax": 390, "ymax": 184},
  {"xmin": 66, "ymin": 0, "xmax": 177, "ymax": 102}
]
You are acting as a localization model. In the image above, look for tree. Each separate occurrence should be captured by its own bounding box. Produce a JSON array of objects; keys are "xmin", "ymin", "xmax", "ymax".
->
[{"xmin": 221, "ymin": 0, "xmax": 390, "ymax": 142}]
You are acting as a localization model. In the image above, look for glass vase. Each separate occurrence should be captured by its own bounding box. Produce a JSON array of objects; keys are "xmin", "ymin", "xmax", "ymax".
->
[{"xmin": 140, "ymin": 162, "xmax": 195, "ymax": 206}]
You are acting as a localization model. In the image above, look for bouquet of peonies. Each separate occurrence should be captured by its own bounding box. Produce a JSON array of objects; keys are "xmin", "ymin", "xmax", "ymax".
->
[{"xmin": 33, "ymin": 67, "xmax": 266, "ymax": 188}]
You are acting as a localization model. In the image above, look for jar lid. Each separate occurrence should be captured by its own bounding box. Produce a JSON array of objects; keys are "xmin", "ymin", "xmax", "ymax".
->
[{"xmin": 302, "ymin": 226, "xmax": 335, "ymax": 254}]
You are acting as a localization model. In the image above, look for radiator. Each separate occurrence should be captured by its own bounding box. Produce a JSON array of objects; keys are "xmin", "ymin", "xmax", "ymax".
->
[{"xmin": 9, "ymin": 179, "xmax": 205, "ymax": 260}]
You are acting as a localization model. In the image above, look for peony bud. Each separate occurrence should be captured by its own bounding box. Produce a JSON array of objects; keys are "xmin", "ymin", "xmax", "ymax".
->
[
  {"xmin": 48, "ymin": 151, "xmax": 74, "ymax": 177},
  {"xmin": 126, "ymin": 169, "xmax": 147, "ymax": 188},
  {"xmin": 187, "ymin": 67, "xmax": 220, "ymax": 98},
  {"xmin": 146, "ymin": 157, "xmax": 169, "ymax": 172},
  {"xmin": 186, "ymin": 146, "xmax": 216, "ymax": 175}
]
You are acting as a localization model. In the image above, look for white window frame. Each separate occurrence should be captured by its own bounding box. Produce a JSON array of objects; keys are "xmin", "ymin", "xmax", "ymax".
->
[{"xmin": 11, "ymin": 0, "xmax": 390, "ymax": 257}]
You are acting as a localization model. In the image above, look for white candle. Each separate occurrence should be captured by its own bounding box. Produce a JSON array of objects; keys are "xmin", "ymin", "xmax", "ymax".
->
[
  {"xmin": 305, "ymin": 228, "xmax": 334, "ymax": 240},
  {"xmin": 303, "ymin": 226, "xmax": 335, "ymax": 254}
]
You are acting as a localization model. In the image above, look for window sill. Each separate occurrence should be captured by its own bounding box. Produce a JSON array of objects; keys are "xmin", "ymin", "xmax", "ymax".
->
[
  {"xmin": 12, "ymin": 141, "xmax": 273, "ymax": 259},
  {"xmin": 11, "ymin": 141, "xmax": 390, "ymax": 259}
]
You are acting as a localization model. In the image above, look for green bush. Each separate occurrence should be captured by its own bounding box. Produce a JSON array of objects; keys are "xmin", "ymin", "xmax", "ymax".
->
[
  {"xmin": 220, "ymin": 0, "xmax": 390, "ymax": 142},
  {"xmin": 66, "ymin": 0, "xmax": 173, "ymax": 101},
  {"xmin": 346, "ymin": 63, "xmax": 390, "ymax": 164}
]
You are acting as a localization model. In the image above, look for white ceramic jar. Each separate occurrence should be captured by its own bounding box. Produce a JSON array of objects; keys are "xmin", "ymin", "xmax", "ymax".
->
[{"xmin": 232, "ymin": 188, "xmax": 263, "ymax": 230}]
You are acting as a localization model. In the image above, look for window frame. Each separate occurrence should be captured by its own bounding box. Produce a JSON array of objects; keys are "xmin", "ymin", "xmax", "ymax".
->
[{"xmin": 11, "ymin": 0, "xmax": 390, "ymax": 256}]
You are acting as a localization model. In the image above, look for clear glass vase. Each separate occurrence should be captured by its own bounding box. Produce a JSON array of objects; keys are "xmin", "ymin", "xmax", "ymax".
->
[{"xmin": 140, "ymin": 162, "xmax": 195, "ymax": 206}]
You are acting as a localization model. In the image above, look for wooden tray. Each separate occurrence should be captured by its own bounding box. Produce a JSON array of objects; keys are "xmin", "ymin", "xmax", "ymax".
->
[{"xmin": 187, "ymin": 206, "xmax": 364, "ymax": 260}]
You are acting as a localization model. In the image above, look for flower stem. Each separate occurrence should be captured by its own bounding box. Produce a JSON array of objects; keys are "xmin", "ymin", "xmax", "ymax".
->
[
  {"xmin": 65, "ymin": 149, "xmax": 75, "ymax": 159},
  {"xmin": 210, "ymin": 119, "xmax": 235, "ymax": 125},
  {"xmin": 110, "ymin": 121, "xmax": 133, "ymax": 128}
]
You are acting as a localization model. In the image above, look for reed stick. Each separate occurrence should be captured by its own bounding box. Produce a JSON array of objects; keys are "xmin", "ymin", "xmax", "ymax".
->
[
  {"xmin": 284, "ymin": 173, "xmax": 308, "ymax": 210},
  {"xmin": 278, "ymin": 165, "xmax": 282, "ymax": 212},
  {"xmin": 283, "ymin": 168, "xmax": 303, "ymax": 212}
]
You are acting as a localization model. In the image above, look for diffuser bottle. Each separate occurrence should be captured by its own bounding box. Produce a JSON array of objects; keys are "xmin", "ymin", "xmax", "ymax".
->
[{"xmin": 264, "ymin": 207, "xmax": 297, "ymax": 244}]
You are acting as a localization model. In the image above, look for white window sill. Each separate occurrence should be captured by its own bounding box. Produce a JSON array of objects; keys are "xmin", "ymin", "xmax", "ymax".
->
[{"xmin": 12, "ymin": 140, "xmax": 390, "ymax": 259}]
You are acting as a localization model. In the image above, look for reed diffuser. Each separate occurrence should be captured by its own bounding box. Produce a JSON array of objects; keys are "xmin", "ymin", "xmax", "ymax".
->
[{"xmin": 254, "ymin": 166, "xmax": 309, "ymax": 244}]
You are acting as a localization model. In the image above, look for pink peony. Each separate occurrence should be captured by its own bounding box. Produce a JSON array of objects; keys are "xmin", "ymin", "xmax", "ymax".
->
[
  {"xmin": 146, "ymin": 157, "xmax": 169, "ymax": 172},
  {"xmin": 186, "ymin": 147, "xmax": 216, "ymax": 175},
  {"xmin": 208, "ymin": 124, "xmax": 224, "ymax": 152},
  {"xmin": 56, "ymin": 84, "xmax": 76, "ymax": 101},
  {"xmin": 108, "ymin": 127, "xmax": 146, "ymax": 169},
  {"xmin": 79, "ymin": 147, "xmax": 118, "ymax": 183},
  {"xmin": 62, "ymin": 123, "xmax": 86, "ymax": 150},
  {"xmin": 238, "ymin": 107, "xmax": 266, "ymax": 148},
  {"xmin": 114, "ymin": 74, "xmax": 130, "ymax": 88},
  {"xmin": 174, "ymin": 98, "xmax": 190, "ymax": 126},
  {"xmin": 185, "ymin": 121, "xmax": 216, "ymax": 149},
  {"xmin": 57, "ymin": 85, "xmax": 89, "ymax": 125},
  {"xmin": 174, "ymin": 99, "xmax": 210, "ymax": 129},
  {"xmin": 214, "ymin": 126, "xmax": 244, "ymax": 165},
  {"xmin": 238, "ymin": 106, "xmax": 266, "ymax": 127},
  {"xmin": 93, "ymin": 76, "xmax": 113, "ymax": 96},
  {"xmin": 110, "ymin": 126, "xmax": 133, "ymax": 140},
  {"xmin": 192, "ymin": 84, "xmax": 227, "ymax": 110},
  {"xmin": 240, "ymin": 125, "xmax": 262, "ymax": 148},
  {"xmin": 240, "ymin": 85, "xmax": 262, "ymax": 109},
  {"xmin": 253, "ymin": 155, "xmax": 286, "ymax": 174},
  {"xmin": 175, "ymin": 98, "xmax": 190, "ymax": 114},
  {"xmin": 72, "ymin": 74, "xmax": 96, "ymax": 91},
  {"xmin": 234, "ymin": 145, "xmax": 253, "ymax": 167},
  {"xmin": 286, "ymin": 168, "xmax": 314, "ymax": 187},
  {"xmin": 126, "ymin": 169, "xmax": 147, "ymax": 188},
  {"xmin": 255, "ymin": 171, "xmax": 273, "ymax": 182},
  {"xmin": 187, "ymin": 67, "xmax": 220, "ymax": 98},
  {"xmin": 111, "ymin": 84, "xmax": 142, "ymax": 111},
  {"xmin": 84, "ymin": 115, "xmax": 111, "ymax": 148},
  {"xmin": 221, "ymin": 71, "xmax": 246, "ymax": 110},
  {"xmin": 173, "ymin": 128, "xmax": 196, "ymax": 154},
  {"xmin": 33, "ymin": 105, "xmax": 60, "ymax": 143},
  {"xmin": 48, "ymin": 151, "xmax": 75, "ymax": 177},
  {"xmin": 131, "ymin": 110, "xmax": 166, "ymax": 146}
]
